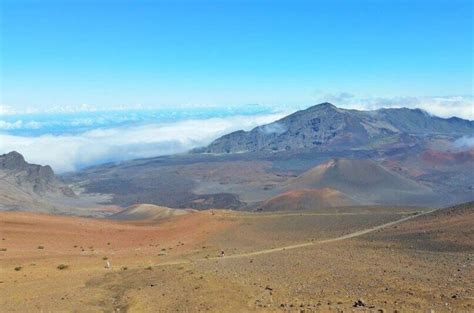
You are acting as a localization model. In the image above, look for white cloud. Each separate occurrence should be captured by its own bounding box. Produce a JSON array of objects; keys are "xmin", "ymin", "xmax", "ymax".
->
[
  {"xmin": 0, "ymin": 103, "xmax": 144, "ymax": 116},
  {"xmin": 454, "ymin": 136, "xmax": 474, "ymax": 149},
  {"xmin": 0, "ymin": 120, "xmax": 43, "ymax": 130},
  {"xmin": 259, "ymin": 122, "xmax": 287, "ymax": 135},
  {"xmin": 0, "ymin": 120, "xmax": 24, "ymax": 130},
  {"xmin": 0, "ymin": 102, "xmax": 262, "ymax": 116},
  {"xmin": 0, "ymin": 112, "xmax": 287, "ymax": 173},
  {"xmin": 0, "ymin": 105, "xmax": 16, "ymax": 115},
  {"xmin": 314, "ymin": 93, "xmax": 474, "ymax": 120}
]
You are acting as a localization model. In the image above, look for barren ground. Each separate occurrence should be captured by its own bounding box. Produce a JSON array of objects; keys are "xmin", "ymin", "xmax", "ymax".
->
[{"xmin": 0, "ymin": 205, "xmax": 473, "ymax": 312}]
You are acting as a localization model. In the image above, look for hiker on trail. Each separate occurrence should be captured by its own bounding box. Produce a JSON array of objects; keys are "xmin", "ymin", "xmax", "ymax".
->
[
  {"xmin": 221, "ymin": 250, "xmax": 225, "ymax": 257},
  {"xmin": 105, "ymin": 260, "xmax": 111, "ymax": 270}
]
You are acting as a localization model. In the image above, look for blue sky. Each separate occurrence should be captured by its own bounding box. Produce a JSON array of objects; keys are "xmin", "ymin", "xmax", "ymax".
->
[{"xmin": 1, "ymin": 0, "xmax": 472, "ymax": 110}]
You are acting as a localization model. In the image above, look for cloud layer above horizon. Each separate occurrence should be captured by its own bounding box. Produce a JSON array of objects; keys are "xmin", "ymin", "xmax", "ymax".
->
[
  {"xmin": 1, "ymin": 95, "xmax": 472, "ymax": 173},
  {"xmin": 0, "ymin": 112, "xmax": 287, "ymax": 173}
]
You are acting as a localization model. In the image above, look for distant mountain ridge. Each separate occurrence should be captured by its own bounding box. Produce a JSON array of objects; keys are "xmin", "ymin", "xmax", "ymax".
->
[
  {"xmin": 197, "ymin": 103, "xmax": 473, "ymax": 154},
  {"xmin": 64, "ymin": 103, "xmax": 473, "ymax": 212}
]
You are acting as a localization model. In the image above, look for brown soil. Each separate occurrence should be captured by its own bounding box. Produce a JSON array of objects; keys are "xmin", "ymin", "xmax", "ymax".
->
[{"xmin": 0, "ymin": 204, "xmax": 472, "ymax": 312}]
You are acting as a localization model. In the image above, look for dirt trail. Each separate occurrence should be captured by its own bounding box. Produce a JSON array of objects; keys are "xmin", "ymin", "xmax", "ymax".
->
[
  {"xmin": 154, "ymin": 209, "xmax": 435, "ymax": 266},
  {"xmin": 220, "ymin": 211, "xmax": 418, "ymax": 219}
]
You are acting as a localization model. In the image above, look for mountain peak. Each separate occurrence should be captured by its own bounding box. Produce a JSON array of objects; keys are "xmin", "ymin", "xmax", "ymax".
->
[
  {"xmin": 199, "ymin": 103, "xmax": 473, "ymax": 154},
  {"xmin": 0, "ymin": 151, "xmax": 27, "ymax": 170},
  {"xmin": 0, "ymin": 150, "xmax": 77, "ymax": 197},
  {"xmin": 309, "ymin": 102, "xmax": 337, "ymax": 110},
  {"xmin": 4, "ymin": 151, "xmax": 26, "ymax": 161},
  {"xmin": 318, "ymin": 102, "xmax": 335, "ymax": 107}
]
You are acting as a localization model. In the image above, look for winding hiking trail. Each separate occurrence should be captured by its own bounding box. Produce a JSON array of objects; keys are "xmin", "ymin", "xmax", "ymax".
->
[{"xmin": 153, "ymin": 209, "xmax": 435, "ymax": 267}]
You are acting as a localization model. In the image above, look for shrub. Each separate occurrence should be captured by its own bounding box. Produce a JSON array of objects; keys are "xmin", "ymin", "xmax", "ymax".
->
[
  {"xmin": 37, "ymin": 246, "xmax": 44, "ymax": 249},
  {"xmin": 14, "ymin": 266, "xmax": 22, "ymax": 271},
  {"xmin": 57, "ymin": 264, "xmax": 68, "ymax": 270}
]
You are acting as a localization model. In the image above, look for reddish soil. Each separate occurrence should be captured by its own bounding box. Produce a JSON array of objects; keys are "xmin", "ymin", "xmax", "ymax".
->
[
  {"xmin": 0, "ymin": 210, "xmax": 234, "ymax": 262},
  {"xmin": 420, "ymin": 149, "xmax": 474, "ymax": 166},
  {"xmin": 0, "ymin": 204, "xmax": 472, "ymax": 312},
  {"xmin": 259, "ymin": 188, "xmax": 355, "ymax": 211}
]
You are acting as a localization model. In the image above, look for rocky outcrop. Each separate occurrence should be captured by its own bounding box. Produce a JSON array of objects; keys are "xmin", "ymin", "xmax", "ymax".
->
[
  {"xmin": 0, "ymin": 151, "xmax": 71, "ymax": 195},
  {"xmin": 0, "ymin": 151, "xmax": 28, "ymax": 170},
  {"xmin": 0, "ymin": 151, "xmax": 77, "ymax": 212}
]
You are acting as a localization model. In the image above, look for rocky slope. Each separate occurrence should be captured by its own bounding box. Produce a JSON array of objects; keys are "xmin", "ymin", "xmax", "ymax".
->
[
  {"xmin": 0, "ymin": 151, "xmax": 74, "ymax": 196},
  {"xmin": 198, "ymin": 103, "xmax": 473, "ymax": 154},
  {"xmin": 0, "ymin": 151, "xmax": 78, "ymax": 212}
]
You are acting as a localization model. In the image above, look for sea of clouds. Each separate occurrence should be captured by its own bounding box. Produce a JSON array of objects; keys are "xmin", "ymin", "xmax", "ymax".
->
[
  {"xmin": 0, "ymin": 110, "xmax": 287, "ymax": 173},
  {"xmin": 1, "ymin": 95, "xmax": 472, "ymax": 173}
]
